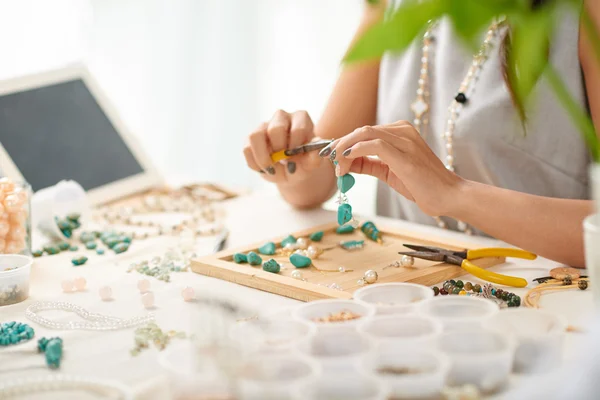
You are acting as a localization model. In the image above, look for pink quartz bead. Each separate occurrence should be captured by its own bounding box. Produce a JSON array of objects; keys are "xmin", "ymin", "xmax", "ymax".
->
[
  {"xmin": 9, "ymin": 210, "xmax": 26, "ymax": 224},
  {"xmin": 3, "ymin": 194, "xmax": 22, "ymax": 213},
  {"xmin": 74, "ymin": 277, "xmax": 87, "ymax": 291},
  {"xmin": 61, "ymin": 280, "xmax": 75, "ymax": 292},
  {"xmin": 181, "ymin": 286, "xmax": 195, "ymax": 302},
  {"xmin": 0, "ymin": 220, "xmax": 9, "ymax": 237},
  {"xmin": 141, "ymin": 292, "xmax": 155, "ymax": 309},
  {"xmin": 8, "ymin": 225, "xmax": 25, "ymax": 241},
  {"xmin": 0, "ymin": 178, "xmax": 14, "ymax": 193},
  {"xmin": 137, "ymin": 279, "xmax": 150, "ymax": 293},
  {"xmin": 0, "ymin": 238, "xmax": 5, "ymax": 253},
  {"xmin": 99, "ymin": 286, "xmax": 112, "ymax": 301},
  {"xmin": 4, "ymin": 240, "xmax": 23, "ymax": 254}
]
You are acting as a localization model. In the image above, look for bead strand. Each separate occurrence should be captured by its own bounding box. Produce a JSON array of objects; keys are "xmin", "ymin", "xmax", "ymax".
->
[{"xmin": 432, "ymin": 280, "xmax": 521, "ymax": 307}]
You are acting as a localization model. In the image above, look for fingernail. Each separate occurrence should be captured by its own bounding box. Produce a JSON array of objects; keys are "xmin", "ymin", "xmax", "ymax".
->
[
  {"xmin": 319, "ymin": 146, "xmax": 332, "ymax": 158},
  {"xmin": 335, "ymin": 164, "xmax": 341, "ymax": 176},
  {"xmin": 342, "ymin": 148, "xmax": 351, "ymax": 157},
  {"xmin": 266, "ymin": 166, "xmax": 276, "ymax": 175},
  {"xmin": 287, "ymin": 162, "xmax": 296, "ymax": 174},
  {"xmin": 329, "ymin": 149, "xmax": 337, "ymax": 161}
]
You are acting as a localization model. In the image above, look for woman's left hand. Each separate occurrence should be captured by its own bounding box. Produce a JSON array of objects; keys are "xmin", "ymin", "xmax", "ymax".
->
[{"xmin": 326, "ymin": 120, "xmax": 465, "ymax": 217}]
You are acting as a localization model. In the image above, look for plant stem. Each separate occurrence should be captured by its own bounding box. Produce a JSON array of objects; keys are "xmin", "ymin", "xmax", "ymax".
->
[{"xmin": 544, "ymin": 64, "xmax": 599, "ymax": 161}]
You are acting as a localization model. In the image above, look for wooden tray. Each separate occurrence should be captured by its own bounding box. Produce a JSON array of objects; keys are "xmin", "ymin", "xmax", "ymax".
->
[{"xmin": 191, "ymin": 222, "xmax": 504, "ymax": 302}]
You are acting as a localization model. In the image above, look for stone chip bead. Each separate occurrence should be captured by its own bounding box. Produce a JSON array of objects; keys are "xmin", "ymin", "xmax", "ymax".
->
[
  {"xmin": 262, "ymin": 259, "xmax": 281, "ymax": 273},
  {"xmin": 0, "ymin": 322, "xmax": 35, "ymax": 346},
  {"xmin": 113, "ymin": 242, "xmax": 130, "ymax": 254},
  {"xmin": 44, "ymin": 245, "xmax": 60, "ymax": 255},
  {"xmin": 71, "ymin": 256, "xmax": 88, "ymax": 266},
  {"xmin": 337, "ymin": 204, "xmax": 353, "ymax": 226},
  {"xmin": 337, "ymin": 173, "xmax": 356, "ymax": 194},
  {"xmin": 85, "ymin": 241, "xmax": 98, "ymax": 250},
  {"xmin": 181, "ymin": 286, "xmax": 196, "ymax": 301},
  {"xmin": 96, "ymin": 248, "xmax": 105, "ymax": 255},
  {"xmin": 57, "ymin": 242, "xmax": 70, "ymax": 251},
  {"xmin": 32, "ymin": 249, "xmax": 43, "ymax": 257},
  {"xmin": 247, "ymin": 251, "xmax": 262, "ymax": 266},
  {"xmin": 280, "ymin": 235, "xmax": 297, "ymax": 248},
  {"xmin": 233, "ymin": 253, "xmax": 248, "ymax": 263},
  {"xmin": 258, "ymin": 242, "xmax": 276, "ymax": 255},
  {"xmin": 42, "ymin": 337, "xmax": 63, "ymax": 369},
  {"xmin": 99, "ymin": 286, "xmax": 113, "ymax": 301},
  {"xmin": 336, "ymin": 225, "xmax": 355, "ymax": 234},
  {"xmin": 290, "ymin": 253, "xmax": 312, "ymax": 268},
  {"xmin": 309, "ymin": 231, "xmax": 324, "ymax": 242}
]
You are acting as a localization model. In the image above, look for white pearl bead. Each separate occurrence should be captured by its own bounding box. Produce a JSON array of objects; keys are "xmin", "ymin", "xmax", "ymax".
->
[
  {"xmin": 99, "ymin": 286, "xmax": 112, "ymax": 301},
  {"xmin": 338, "ymin": 266, "xmax": 346, "ymax": 273},
  {"xmin": 284, "ymin": 243, "xmax": 297, "ymax": 251},
  {"xmin": 137, "ymin": 279, "xmax": 150, "ymax": 293},
  {"xmin": 181, "ymin": 286, "xmax": 195, "ymax": 302},
  {"xmin": 401, "ymin": 255, "xmax": 415, "ymax": 268},
  {"xmin": 291, "ymin": 270, "xmax": 303, "ymax": 280},
  {"xmin": 364, "ymin": 270, "xmax": 378, "ymax": 284},
  {"xmin": 357, "ymin": 279, "xmax": 365, "ymax": 286},
  {"xmin": 74, "ymin": 277, "xmax": 87, "ymax": 291},
  {"xmin": 61, "ymin": 280, "xmax": 75, "ymax": 293},
  {"xmin": 307, "ymin": 246, "xmax": 319, "ymax": 259},
  {"xmin": 141, "ymin": 292, "xmax": 155, "ymax": 309},
  {"xmin": 296, "ymin": 238, "xmax": 309, "ymax": 250}
]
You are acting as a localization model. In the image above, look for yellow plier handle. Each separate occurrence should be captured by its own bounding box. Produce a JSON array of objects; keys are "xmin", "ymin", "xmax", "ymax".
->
[
  {"xmin": 467, "ymin": 248, "xmax": 537, "ymax": 260},
  {"xmin": 461, "ymin": 260, "xmax": 528, "ymax": 288}
]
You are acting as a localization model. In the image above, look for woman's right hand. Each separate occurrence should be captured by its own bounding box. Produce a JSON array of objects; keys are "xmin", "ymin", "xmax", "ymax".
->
[{"xmin": 244, "ymin": 110, "xmax": 325, "ymax": 185}]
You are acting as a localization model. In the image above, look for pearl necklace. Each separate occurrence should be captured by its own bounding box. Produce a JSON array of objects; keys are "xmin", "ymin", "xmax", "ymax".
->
[
  {"xmin": 0, "ymin": 375, "xmax": 133, "ymax": 399},
  {"xmin": 26, "ymin": 301, "xmax": 154, "ymax": 331},
  {"xmin": 411, "ymin": 20, "xmax": 505, "ymax": 234}
]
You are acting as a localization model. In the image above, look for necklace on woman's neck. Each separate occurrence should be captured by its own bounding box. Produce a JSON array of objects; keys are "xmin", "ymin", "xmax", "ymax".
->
[{"xmin": 410, "ymin": 19, "xmax": 506, "ymax": 235}]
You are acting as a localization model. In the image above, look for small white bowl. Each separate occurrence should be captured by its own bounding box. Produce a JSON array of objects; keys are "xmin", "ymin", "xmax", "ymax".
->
[
  {"xmin": 354, "ymin": 283, "xmax": 434, "ymax": 315},
  {"xmin": 300, "ymin": 370, "xmax": 388, "ymax": 400},
  {"xmin": 0, "ymin": 254, "xmax": 32, "ymax": 306},
  {"xmin": 437, "ymin": 330, "xmax": 514, "ymax": 392},
  {"xmin": 357, "ymin": 315, "xmax": 442, "ymax": 350},
  {"xmin": 292, "ymin": 299, "xmax": 375, "ymax": 332},
  {"xmin": 295, "ymin": 330, "xmax": 374, "ymax": 374},
  {"xmin": 416, "ymin": 296, "xmax": 499, "ymax": 331},
  {"xmin": 361, "ymin": 347, "xmax": 450, "ymax": 399},
  {"xmin": 237, "ymin": 353, "xmax": 320, "ymax": 400},
  {"xmin": 229, "ymin": 318, "xmax": 316, "ymax": 355},
  {"xmin": 484, "ymin": 308, "xmax": 567, "ymax": 373}
]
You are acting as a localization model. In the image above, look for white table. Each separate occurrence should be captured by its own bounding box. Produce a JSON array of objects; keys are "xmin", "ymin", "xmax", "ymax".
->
[{"xmin": 1, "ymin": 190, "xmax": 595, "ymax": 399}]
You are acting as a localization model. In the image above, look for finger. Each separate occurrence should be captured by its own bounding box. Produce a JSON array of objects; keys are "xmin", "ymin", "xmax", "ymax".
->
[
  {"xmin": 337, "ymin": 138, "xmax": 400, "ymax": 176},
  {"xmin": 249, "ymin": 125, "xmax": 278, "ymax": 175},
  {"xmin": 243, "ymin": 146, "xmax": 262, "ymax": 173},
  {"xmin": 289, "ymin": 110, "xmax": 314, "ymax": 148},
  {"xmin": 332, "ymin": 125, "xmax": 411, "ymax": 162},
  {"xmin": 349, "ymin": 157, "xmax": 414, "ymax": 201},
  {"xmin": 267, "ymin": 109, "xmax": 291, "ymax": 153}
]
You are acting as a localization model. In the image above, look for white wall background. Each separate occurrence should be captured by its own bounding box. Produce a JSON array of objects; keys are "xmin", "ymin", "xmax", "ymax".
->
[{"xmin": 0, "ymin": 0, "xmax": 377, "ymax": 215}]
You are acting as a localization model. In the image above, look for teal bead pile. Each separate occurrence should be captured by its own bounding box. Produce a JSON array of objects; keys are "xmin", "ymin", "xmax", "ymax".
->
[
  {"xmin": 258, "ymin": 242, "xmax": 276, "ymax": 255},
  {"xmin": 281, "ymin": 235, "xmax": 297, "ymax": 247},
  {"xmin": 337, "ymin": 173, "xmax": 355, "ymax": 194},
  {"xmin": 0, "ymin": 321, "xmax": 34, "ymax": 346},
  {"xmin": 55, "ymin": 213, "xmax": 82, "ymax": 239},
  {"xmin": 337, "ymin": 204, "xmax": 353, "ymax": 226},
  {"xmin": 309, "ymin": 231, "xmax": 324, "ymax": 242},
  {"xmin": 233, "ymin": 253, "xmax": 248, "ymax": 263},
  {"xmin": 79, "ymin": 232, "xmax": 96, "ymax": 243},
  {"xmin": 290, "ymin": 253, "xmax": 312, "ymax": 268},
  {"xmin": 97, "ymin": 232, "xmax": 132, "ymax": 254},
  {"xmin": 262, "ymin": 259, "xmax": 281, "ymax": 273},
  {"xmin": 336, "ymin": 225, "xmax": 355, "ymax": 234},
  {"xmin": 71, "ymin": 256, "xmax": 88, "ymax": 266},
  {"xmin": 247, "ymin": 251, "xmax": 263, "ymax": 266},
  {"xmin": 38, "ymin": 337, "xmax": 63, "ymax": 369}
]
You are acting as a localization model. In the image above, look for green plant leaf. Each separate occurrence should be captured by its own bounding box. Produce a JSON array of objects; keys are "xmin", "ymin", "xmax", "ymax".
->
[
  {"xmin": 446, "ymin": 0, "xmax": 516, "ymax": 47},
  {"xmin": 506, "ymin": 7, "xmax": 553, "ymax": 120},
  {"xmin": 344, "ymin": 0, "xmax": 447, "ymax": 64}
]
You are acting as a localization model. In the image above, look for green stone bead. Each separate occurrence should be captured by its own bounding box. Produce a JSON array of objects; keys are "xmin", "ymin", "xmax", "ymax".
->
[
  {"xmin": 57, "ymin": 220, "xmax": 71, "ymax": 230},
  {"xmin": 105, "ymin": 237, "xmax": 121, "ymax": 249},
  {"xmin": 309, "ymin": 231, "xmax": 324, "ymax": 242},
  {"xmin": 452, "ymin": 287, "xmax": 461, "ymax": 295},
  {"xmin": 280, "ymin": 235, "xmax": 297, "ymax": 247},
  {"xmin": 336, "ymin": 225, "xmax": 355, "ymax": 234},
  {"xmin": 44, "ymin": 338, "xmax": 63, "ymax": 369},
  {"xmin": 60, "ymin": 229, "xmax": 72, "ymax": 238},
  {"xmin": 44, "ymin": 246, "xmax": 60, "ymax": 255},
  {"xmin": 80, "ymin": 232, "xmax": 96, "ymax": 243},
  {"xmin": 71, "ymin": 256, "xmax": 88, "ymax": 266},
  {"xmin": 233, "ymin": 253, "xmax": 248, "ymax": 263},
  {"xmin": 464, "ymin": 282, "xmax": 473, "ymax": 291},
  {"xmin": 119, "ymin": 235, "xmax": 132, "ymax": 244},
  {"xmin": 262, "ymin": 259, "xmax": 281, "ymax": 273},
  {"xmin": 455, "ymin": 280, "xmax": 464, "ymax": 289},
  {"xmin": 100, "ymin": 231, "xmax": 116, "ymax": 240},
  {"xmin": 290, "ymin": 253, "xmax": 312, "ymax": 268},
  {"xmin": 57, "ymin": 242, "xmax": 70, "ymax": 251},
  {"xmin": 337, "ymin": 204, "xmax": 353, "ymax": 226},
  {"xmin": 85, "ymin": 242, "xmax": 97, "ymax": 250},
  {"xmin": 258, "ymin": 242, "xmax": 276, "ymax": 255},
  {"xmin": 66, "ymin": 213, "xmax": 81, "ymax": 222},
  {"xmin": 113, "ymin": 243, "xmax": 130, "ymax": 254},
  {"xmin": 93, "ymin": 231, "xmax": 102, "ymax": 238},
  {"xmin": 69, "ymin": 220, "xmax": 81, "ymax": 229},
  {"xmin": 69, "ymin": 246, "xmax": 78, "ymax": 252},
  {"xmin": 473, "ymin": 284, "xmax": 482, "ymax": 293},
  {"xmin": 96, "ymin": 249, "xmax": 105, "ymax": 255},
  {"xmin": 336, "ymin": 173, "xmax": 355, "ymax": 194},
  {"xmin": 32, "ymin": 250, "xmax": 43, "ymax": 257},
  {"xmin": 247, "ymin": 251, "xmax": 262, "ymax": 266}
]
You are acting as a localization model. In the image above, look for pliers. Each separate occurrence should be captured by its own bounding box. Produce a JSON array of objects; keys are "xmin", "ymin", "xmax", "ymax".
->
[
  {"xmin": 270, "ymin": 139, "xmax": 333, "ymax": 163},
  {"xmin": 399, "ymin": 244, "xmax": 537, "ymax": 288}
]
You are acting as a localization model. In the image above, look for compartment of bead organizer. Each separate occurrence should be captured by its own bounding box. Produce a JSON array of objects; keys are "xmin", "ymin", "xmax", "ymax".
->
[
  {"xmin": 0, "ymin": 254, "xmax": 32, "ymax": 306},
  {"xmin": 191, "ymin": 222, "xmax": 505, "ymax": 302}
]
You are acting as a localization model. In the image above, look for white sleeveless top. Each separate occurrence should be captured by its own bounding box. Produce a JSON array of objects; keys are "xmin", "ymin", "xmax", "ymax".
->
[{"xmin": 376, "ymin": 4, "xmax": 590, "ymax": 233}]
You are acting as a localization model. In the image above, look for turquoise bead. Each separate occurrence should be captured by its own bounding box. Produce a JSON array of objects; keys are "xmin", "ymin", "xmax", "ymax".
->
[
  {"xmin": 281, "ymin": 235, "xmax": 297, "ymax": 247},
  {"xmin": 309, "ymin": 231, "xmax": 324, "ymax": 242},
  {"xmin": 58, "ymin": 242, "xmax": 70, "ymax": 251},
  {"xmin": 262, "ymin": 259, "xmax": 281, "ymax": 273},
  {"xmin": 61, "ymin": 228, "xmax": 72, "ymax": 238},
  {"xmin": 247, "ymin": 251, "xmax": 262, "ymax": 266},
  {"xmin": 0, "ymin": 322, "xmax": 35, "ymax": 347},
  {"xmin": 44, "ymin": 338, "xmax": 63, "ymax": 369},
  {"xmin": 258, "ymin": 242, "xmax": 276, "ymax": 255},
  {"xmin": 337, "ymin": 204, "xmax": 353, "ymax": 226},
  {"xmin": 336, "ymin": 225, "xmax": 355, "ymax": 234},
  {"xmin": 233, "ymin": 253, "xmax": 248, "ymax": 263},
  {"xmin": 100, "ymin": 231, "xmax": 116, "ymax": 240},
  {"xmin": 67, "ymin": 213, "xmax": 81, "ymax": 222},
  {"xmin": 96, "ymin": 249, "xmax": 105, "ymax": 255},
  {"xmin": 44, "ymin": 246, "xmax": 60, "ymax": 255},
  {"xmin": 85, "ymin": 242, "xmax": 97, "ymax": 250},
  {"xmin": 32, "ymin": 250, "xmax": 43, "ymax": 257},
  {"xmin": 80, "ymin": 232, "xmax": 96, "ymax": 243},
  {"xmin": 105, "ymin": 237, "xmax": 121, "ymax": 249},
  {"xmin": 113, "ymin": 243, "xmax": 129, "ymax": 254},
  {"xmin": 71, "ymin": 256, "xmax": 88, "ymax": 266},
  {"xmin": 69, "ymin": 246, "xmax": 78, "ymax": 251},
  {"xmin": 337, "ymin": 173, "xmax": 355, "ymax": 194},
  {"xmin": 340, "ymin": 240, "xmax": 364, "ymax": 250},
  {"xmin": 119, "ymin": 235, "xmax": 132, "ymax": 244},
  {"xmin": 290, "ymin": 253, "xmax": 312, "ymax": 268},
  {"xmin": 57, "ymin": 220, "xmax": 71, "ymax": 230}
]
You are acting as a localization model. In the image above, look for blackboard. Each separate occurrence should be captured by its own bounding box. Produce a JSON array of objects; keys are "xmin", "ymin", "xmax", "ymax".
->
[{"xmin": 0, "ymin": 79, "xmax": 144, "ymax": 192}]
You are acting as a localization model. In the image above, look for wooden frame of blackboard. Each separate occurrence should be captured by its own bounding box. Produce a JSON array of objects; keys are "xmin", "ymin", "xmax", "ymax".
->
[{"xmin": 0, "ymin": 63, "xmax": 164, "ymax": 206}]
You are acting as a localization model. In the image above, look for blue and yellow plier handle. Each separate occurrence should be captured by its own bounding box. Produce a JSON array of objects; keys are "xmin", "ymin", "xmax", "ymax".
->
[{"xmin": 400, "ymin": 244, "xmax": 537, "ymax": 288}]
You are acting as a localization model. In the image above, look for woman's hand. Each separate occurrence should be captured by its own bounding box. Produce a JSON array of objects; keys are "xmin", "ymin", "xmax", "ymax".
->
[
  {"xmin": 243, "ymin": 110, "xmax": 324, "ymax": 185},
  {"xmin": 328, "ymin": 120, "xmax": 465, "ymax": 217}
]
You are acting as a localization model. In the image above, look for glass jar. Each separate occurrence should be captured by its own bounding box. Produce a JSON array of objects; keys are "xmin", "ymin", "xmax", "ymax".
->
[{"xmin": 0, "ymin": 178, "xmax": 31, "ymax": 256}]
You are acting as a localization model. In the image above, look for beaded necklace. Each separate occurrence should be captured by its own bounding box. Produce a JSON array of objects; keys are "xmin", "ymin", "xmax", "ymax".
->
[{"xmin": 410, "ymin": 20, "xmax": 506, "ymax": 234}]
